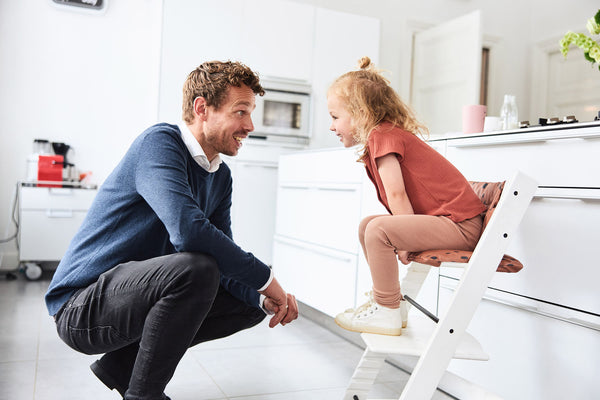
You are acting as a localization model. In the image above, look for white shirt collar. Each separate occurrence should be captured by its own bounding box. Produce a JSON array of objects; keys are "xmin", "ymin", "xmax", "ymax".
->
[{"xmin": 179, "ymin": 122, "xmax": 222, "ymax": 173}]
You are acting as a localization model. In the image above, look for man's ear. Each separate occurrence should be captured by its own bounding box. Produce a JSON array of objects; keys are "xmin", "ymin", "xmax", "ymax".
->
[{"xmin": 193, "ymin": 97, "xmax": 208, "ymax": 121}]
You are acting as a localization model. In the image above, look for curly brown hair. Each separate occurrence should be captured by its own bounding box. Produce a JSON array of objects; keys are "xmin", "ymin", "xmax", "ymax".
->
[
  {"xmin": 182, "ymin": 61, "xmax": 265, "ymax": 123},
  {"xmin": 328, "ymin": 57, "xmax": 429, "ymax": 161}
]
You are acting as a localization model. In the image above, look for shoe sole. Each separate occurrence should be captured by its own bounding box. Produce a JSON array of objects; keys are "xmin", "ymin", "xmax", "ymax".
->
[{"xmin": 334, "ymin": 316, "xmax": 403, "ymax": 336}]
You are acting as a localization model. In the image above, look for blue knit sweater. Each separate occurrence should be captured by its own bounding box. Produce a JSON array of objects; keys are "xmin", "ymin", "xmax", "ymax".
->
[{"xmin": 45, "ymin": 123, "xmax": 271, "ymax": 316}]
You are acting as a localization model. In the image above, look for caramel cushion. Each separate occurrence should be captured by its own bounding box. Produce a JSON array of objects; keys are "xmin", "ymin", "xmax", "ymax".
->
[
  {"xmin": 469, "ymin": 181, "xmax": 504, "ymax": 232},
  {"xmin": 407, "ymin": 180, "xmax": 524, "ymax": 273},
  {"xmin": 407, "ymin": 250, "xmax": 523, "ymax": 273}
]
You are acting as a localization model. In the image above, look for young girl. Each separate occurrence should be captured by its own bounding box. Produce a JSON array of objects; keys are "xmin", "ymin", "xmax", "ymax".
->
[{"xmin": 328, "ymin": 57, "xmax": 486, "ymax": 336}]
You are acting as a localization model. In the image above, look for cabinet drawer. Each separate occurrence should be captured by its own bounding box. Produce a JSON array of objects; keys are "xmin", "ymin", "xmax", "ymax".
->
[
  {"xmin": 273, "ymin": 235, "xmax": 357, "ymax": 317},
  {"xmin": 20, "ymin": 186, "xmax": 97, "ymax": 211},
  {"xmin": 441, "ymin": 189, "xmax": 600, "ymax": 324},
  {"xmin": 438, "ymin": 280, "xmax": 599, "ymax": 400},
  {"xmin": 445, "ymin": 135, "xmax": 600, "ymax": 187},
  {"xmin": 278, "ymin": 148, "xmax": 364, "ymax": 184},
  {"xmin": 18, "ymin": 210, "xmax": 88, "ymax": 261},
  {"xmin": 275, "ymin": 183, "xmax": 361, "ymax": 253}
]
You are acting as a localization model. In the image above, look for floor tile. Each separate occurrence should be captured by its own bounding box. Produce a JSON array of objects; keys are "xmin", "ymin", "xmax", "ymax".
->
[
  {"xmin": 0, "ymin": 360, "xmax": 36, "ymax": 400},
  {"xmin": 192, "ymin": 339, "xmax": 361, "ymax": 397},
  {"xmin": 165, "ymin": 352, "xmax": 228, "ymax": 400},
  {"xmin": 0, "ymin": 275, "xmax": 456, "ymax": 399},
  {"xmin": 34, "ymin": 354, "xmax": 122, "ymax": 400}
]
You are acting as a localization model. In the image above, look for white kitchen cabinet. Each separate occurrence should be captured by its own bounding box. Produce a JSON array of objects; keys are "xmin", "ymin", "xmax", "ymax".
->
[
  {"xmin": 427, "ymin": 122, "xmax": 600, "ymax": 399},
  {"xmin": 18, "ymin": 184, "xmax": 97, "ymax": 278},
  {"xmin": 273, "ymin": 147, "xmax": 387, "ymax": 316},
  {"xmin": 241, "ymin": 0, "xmax": 315, "ymax": 82},
  {"xmin": 439, "ymin": 277, "xmax": 600, "ymax": 400},
  {"xmin": 273, "ymin": 236, "xmax": 357, "ymax": 317},
  {"xmin": 224, "ymin": 142, "xmax": 299, "ymax": 266},
  {"xmin": 310, "ymin": 8, "xmax": 380, "ymax": 148},
  {"xmin": 228, "ymin": 159, "xmax": 278, "ymax": 265},
  {"xmin": 274, "ymin": 123, "xmax": 600, "ymax": 399},
  {"xmin": 275, "ymin": 183, "xmax": 361, "ymax": 253},
  {"xmin": 159, "ymin": 0, "xmax": 246, "ymax": 122}
]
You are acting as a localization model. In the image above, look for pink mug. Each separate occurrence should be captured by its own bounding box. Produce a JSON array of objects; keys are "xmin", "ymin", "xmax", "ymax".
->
[{"xmin": 462, "ymin": 105, "xmax": 487, "ymax": 134}]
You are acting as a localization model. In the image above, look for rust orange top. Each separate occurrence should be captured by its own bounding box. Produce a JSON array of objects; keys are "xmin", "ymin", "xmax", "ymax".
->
[{"xmin": 364, "ymin": 122, "xmax": 486, "ymax": 223}]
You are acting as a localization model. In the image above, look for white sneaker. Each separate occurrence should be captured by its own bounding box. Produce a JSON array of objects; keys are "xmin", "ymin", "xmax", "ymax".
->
[
  {"xmin": 335, "ymin": 298, "xmax": 408, "ymax": 336},
  {"xmin": 339, "ymin": 292, "xmax": 408, "ymax": 326}
]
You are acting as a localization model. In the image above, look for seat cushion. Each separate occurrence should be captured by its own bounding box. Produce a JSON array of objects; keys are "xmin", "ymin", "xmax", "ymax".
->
[
  {"xmin": 407, "ymin": 180, "xmax": 524, "ymax": 273},
  {"xmin": 407, "ymin": 249, "xmax": 523, "ymax": 273}
]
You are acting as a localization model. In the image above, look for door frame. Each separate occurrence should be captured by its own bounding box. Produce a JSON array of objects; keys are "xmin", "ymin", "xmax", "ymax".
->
[
  {"xmin": 529, "ymin": 36, "xmax": 561, "ymax": 122},
  {"xmin": 402, "ymin": 19, "xmax": 501, "ymax": 127}
]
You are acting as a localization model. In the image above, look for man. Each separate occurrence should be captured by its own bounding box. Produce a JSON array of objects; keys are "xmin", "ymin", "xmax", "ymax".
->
[{"xmin": 45, "ymin": 60, "xmax": 298, "ymax": 400}]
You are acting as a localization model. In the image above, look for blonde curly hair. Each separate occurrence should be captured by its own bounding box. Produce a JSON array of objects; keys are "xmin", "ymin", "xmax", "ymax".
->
[{"xmin": 328, "ymin": 57, "xmax": 428, "ymax": 160}]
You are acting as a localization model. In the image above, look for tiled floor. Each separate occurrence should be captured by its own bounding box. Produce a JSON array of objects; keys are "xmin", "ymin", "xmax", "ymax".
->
[{"xmin": 0, "ymin": 272, "xmax": 454, "ymax": 400}]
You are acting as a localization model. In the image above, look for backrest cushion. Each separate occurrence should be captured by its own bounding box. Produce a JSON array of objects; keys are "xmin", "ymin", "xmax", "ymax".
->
[{"xmin": 469, "ymin": 181, "xmax": 505, "ymax": 232}]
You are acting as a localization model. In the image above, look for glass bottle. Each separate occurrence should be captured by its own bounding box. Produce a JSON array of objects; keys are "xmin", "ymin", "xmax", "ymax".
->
[{"xmin": 500, "ymin": 95, "xmax": 518, "ymax": 130}]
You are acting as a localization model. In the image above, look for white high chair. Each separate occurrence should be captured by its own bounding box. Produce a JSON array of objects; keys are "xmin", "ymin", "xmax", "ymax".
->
[{"xmin": 343, "ymin": 171, "xmax": 537, "ymax": 400}]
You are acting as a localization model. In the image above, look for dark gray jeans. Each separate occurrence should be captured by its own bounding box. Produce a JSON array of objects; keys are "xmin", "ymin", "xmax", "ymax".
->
[{"xmin": 54, "ymin": 252, "xmax": 266, "ymax": 400}]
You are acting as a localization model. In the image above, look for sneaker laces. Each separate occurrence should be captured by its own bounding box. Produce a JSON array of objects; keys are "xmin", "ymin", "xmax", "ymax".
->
[{"xmin": 353, "ymin": 291, "xmax": 378, "ymax": 318}]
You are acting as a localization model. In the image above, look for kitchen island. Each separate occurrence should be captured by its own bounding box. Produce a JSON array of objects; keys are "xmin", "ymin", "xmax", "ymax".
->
[{"xmin": 272, "ymin": 121, "xmax": 600, "ymax": 400}]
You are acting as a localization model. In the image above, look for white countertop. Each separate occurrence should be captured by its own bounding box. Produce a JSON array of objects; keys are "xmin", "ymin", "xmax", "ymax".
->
[{"xmin": 430, "ymin": 120, "xmax": 600, "ymax": 142}]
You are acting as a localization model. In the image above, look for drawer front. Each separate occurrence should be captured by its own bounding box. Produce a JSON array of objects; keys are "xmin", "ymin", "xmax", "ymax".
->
[
  {"xmin": 445, "ymin": 136, "xmax": 600, "ymax": 187},
  {"xmin": 273, "ymin": 236, "xmax": 357, "ymax": 317},
  {"xmin": 278, "ymin": 148, "xmax": 364, "ymax": 184},
  {"xmin": 438, "ymin": 279, "xmax": 599, "ymax": 400},
  {"xmin": 275, "ymin": 183, "xmax": 361, "ymax": 253},
  {"xmin": 18, "ymin": 210, "xmax": 87, "ymax": 261},
  {"xmin": 441, "ymin": 189, "xmax": 600, "ymax": 323},
  {"xmin": 20, "ymin": 186, "xmax": 97, "ymax": 211}
]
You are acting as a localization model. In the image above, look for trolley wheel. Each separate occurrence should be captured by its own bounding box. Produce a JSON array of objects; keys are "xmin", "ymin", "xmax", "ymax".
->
[{"xmin": 23, "ymin": 262, "xmax": 43, "ymax": 281}]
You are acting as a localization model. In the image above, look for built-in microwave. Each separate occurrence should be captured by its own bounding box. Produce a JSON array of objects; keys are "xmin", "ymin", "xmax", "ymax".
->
[{"xmin": 251, "ymin": 78, "xmax": 311, "ymax": 145}]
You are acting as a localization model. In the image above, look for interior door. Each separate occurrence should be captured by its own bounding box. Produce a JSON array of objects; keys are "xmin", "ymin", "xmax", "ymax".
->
[
  {"xmin": 411, "ymin": 11, "xmax": 482, "ymax": 135},
  {"xmin": 546, "ymin": 49, "xmax": 600, "ymax": 122}
]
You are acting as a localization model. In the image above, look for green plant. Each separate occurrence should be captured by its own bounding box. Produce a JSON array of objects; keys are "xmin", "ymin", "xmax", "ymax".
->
[{"xmin": 559, "ymin": 9, "xmax": 600, "ymax": 70}]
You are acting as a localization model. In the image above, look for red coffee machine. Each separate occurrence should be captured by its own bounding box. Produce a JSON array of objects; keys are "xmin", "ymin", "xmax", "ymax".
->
[{"xmin": 37, "ymin": 154, "xmax": 64, "ymax": 187}]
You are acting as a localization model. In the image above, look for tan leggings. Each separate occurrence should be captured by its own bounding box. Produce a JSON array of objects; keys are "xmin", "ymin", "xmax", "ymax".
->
[{"xmin": 359, "ymin": 214, "xmax": 483, "ymax": 308}]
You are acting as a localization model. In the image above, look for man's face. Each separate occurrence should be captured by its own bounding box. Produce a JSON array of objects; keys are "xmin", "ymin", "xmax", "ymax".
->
[{"xmin": 200, "ymin": 85, "xmax": 256, "ymax": 160}]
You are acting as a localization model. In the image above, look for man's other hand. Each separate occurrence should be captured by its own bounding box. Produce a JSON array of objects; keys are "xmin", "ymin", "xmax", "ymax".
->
[
  {"xmin": 260, "ymin": 278, "xmax": 299, "ymax": 327},
  {"xmin": 264, "ymin": 293, "xmax": 298, "ymax": 326}
]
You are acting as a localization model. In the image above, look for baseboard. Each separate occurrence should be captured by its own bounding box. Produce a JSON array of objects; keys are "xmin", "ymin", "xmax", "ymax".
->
[{"xmin": 298, "ymin": 301, "xmax": 502, "ymax": 400}]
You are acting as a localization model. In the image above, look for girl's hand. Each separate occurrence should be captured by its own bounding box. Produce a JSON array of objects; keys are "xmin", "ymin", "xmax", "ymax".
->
[{"xmin": 395, "ymin": 249, "xmax": 410, "ymax": 265}]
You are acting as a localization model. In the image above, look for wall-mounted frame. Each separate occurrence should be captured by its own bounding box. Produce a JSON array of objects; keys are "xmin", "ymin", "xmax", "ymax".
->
[{"xmin": 52, "ymin": 0, "xmax": 106, "ymax": 11}]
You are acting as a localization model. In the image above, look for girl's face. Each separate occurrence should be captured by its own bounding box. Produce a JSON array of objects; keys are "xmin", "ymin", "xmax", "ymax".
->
[{"xmin": 327, "ymin": 93, "xmax": 358, "ymax": 148}]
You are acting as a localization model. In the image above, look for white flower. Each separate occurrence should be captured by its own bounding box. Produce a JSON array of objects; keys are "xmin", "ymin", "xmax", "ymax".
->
[
  {"xmin": 587, "ymin": 17, "xmax": 600, "ymax": 35},
  {"xmin": 589, "ymin": 44, "xmax": 600, "ymax": 63}
]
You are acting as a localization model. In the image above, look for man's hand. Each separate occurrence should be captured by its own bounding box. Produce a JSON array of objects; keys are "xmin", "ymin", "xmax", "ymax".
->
[
  {"xmin": 259, "ymin": 277, "xmax": 299, "ymax": 327},
  {"xmin": 264, "ymin": 293, "xmax": 298, "ymax": 326}
]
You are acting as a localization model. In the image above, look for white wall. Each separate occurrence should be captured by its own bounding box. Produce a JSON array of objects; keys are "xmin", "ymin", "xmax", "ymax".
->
[
  {"xmin": 0, "ymin": 0, "xmax": 163, "ymax": 265},
  {"xmin": 0, "ymin": 0, "xmax": 597, "ymax": 266}
]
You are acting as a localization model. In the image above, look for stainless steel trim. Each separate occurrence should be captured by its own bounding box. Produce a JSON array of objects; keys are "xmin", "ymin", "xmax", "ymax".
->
[
  {"xmin": 439, "ymin": 276, "xmax": 600, "ymax": 331},
  {"xmin": 534, "ymin": 187, "xmax": 600, "ymax": 201}
]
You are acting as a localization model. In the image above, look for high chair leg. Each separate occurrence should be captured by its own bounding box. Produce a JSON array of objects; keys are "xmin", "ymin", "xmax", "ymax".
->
[
  {"xmin": 400, "ymin": 263, "xmax": 431, "ymax": 311},
  {"xmin": 343, "ymin": 349, "xmax": 386, "ymax": 400}
]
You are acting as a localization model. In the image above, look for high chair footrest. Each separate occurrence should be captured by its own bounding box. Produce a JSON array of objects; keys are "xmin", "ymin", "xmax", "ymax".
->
[
  {"xmin": 361, "ymin": 315, "xmax": 489, "ymax": 361},
  {"xmin": 403, "ymin": 295, "xmax": 439, "ymax": 323}
]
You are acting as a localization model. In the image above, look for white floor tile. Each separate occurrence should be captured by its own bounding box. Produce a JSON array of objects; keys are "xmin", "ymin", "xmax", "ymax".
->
[
  {"xmin": 0, "ymin": 275, "xmax": 456, "ymax": 399},
  {"xmin": 0, "ymin": 360, "xmax": 36, "ymax": 400}
]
